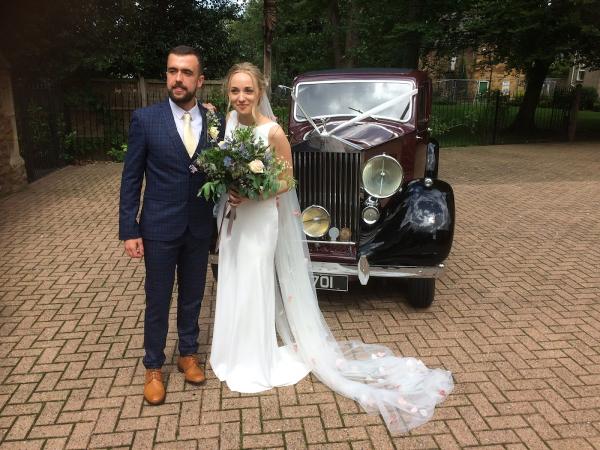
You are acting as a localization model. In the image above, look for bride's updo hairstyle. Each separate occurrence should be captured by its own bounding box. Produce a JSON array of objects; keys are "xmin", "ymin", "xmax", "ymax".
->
[{"xmin": 224, "ymin": 62, "xmax": 267, "ymax": 123}]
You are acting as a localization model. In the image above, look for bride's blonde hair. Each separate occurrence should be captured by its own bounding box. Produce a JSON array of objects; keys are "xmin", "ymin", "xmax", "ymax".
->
[{"xmin": 224, "ymin": 62, "xmax": 266, "ymax": 124}]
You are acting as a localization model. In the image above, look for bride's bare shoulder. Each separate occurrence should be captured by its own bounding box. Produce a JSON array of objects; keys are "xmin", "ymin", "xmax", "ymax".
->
[{"xmin": 267, "ymin": 122, "xmax": 284, "ymax": 137}]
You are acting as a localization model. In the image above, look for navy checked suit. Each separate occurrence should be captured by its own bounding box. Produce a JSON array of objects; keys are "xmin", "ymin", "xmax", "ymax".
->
[{"xmin": 119, "ymin": 99, "xmax": 223, "ymax": 368}]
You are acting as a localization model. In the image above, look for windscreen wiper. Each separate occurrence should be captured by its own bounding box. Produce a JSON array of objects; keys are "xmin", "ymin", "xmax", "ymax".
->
[{"xmin": 325, "ymin": 89, "xmax": 418, "ymax": 137}]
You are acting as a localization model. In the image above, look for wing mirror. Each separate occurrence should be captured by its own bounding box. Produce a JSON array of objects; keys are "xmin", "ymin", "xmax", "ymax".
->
[{"xmin": 277, "ymin": 85, "xmax": 292, "ymax": 96}]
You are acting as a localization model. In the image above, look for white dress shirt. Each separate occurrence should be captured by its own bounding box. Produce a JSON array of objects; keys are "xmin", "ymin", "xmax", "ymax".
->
[{"xmin": 168, "ymin": 98, "xmax": 203, "ymax": 149}]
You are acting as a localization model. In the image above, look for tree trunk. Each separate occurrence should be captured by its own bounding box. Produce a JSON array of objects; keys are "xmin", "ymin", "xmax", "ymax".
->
[
  {"xmin": 328, "ymin": 0, "xmax": 343, "ymax": 68},
  {"xmin": 510, "ymin": 59, "xmax": 552, "ymax": 132},
  {"xmin": 343, "ymin": 0, "xmax": 358, "ymax": 68},
  {"xmin": 263, "ymin": 0, "xmax": 277, "ymax": 96},
  {"xmin": 402, "ymin": 44, "xmax": 421, "ymax": 70},
  {"xmin": 401, "ymin": 2, "xmax": 421, "ymax": 68},
  {"xmin": 567, "ymin": 84, "xmax": 582, "ymax": 141}
]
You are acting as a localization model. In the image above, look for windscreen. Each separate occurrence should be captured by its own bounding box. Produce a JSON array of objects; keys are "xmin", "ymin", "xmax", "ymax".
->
[{"xmin": 294, "ymin": 80, "xmax": 414, "ymax": 122}]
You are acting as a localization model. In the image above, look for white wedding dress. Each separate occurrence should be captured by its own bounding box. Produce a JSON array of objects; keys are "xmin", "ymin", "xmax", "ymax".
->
[
  {"xmin": 210, "ymin": 111, "xmax": 453, "ymax": 434},
  {"xmin": 210, "ymin": 119, "xmax": 311, "ymax": 393}
]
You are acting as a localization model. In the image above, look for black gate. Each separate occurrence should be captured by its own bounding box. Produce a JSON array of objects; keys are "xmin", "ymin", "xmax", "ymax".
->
[
  {"xmin": 431, "ymin": 81, "xmax": 574, "ymax": 147},
  {"xmin": 13, "ymin": 80, "xmax": 66, "ymax": 181}
]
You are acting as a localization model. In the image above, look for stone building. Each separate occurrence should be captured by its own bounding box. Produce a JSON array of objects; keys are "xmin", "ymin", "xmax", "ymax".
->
[
  {"xmin": 570, "ymin": 65, "xmax": 600, "ymax": 94},
  {"xmin": 0, "ymin": 52, "xmax": 27, "ymax": 195},
  {"xmin": 424, "ymin": 49, "xmax": 526, "ymax": 97}
]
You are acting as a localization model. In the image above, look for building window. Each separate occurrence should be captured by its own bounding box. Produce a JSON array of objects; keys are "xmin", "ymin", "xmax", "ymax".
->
[
  {"xmin": 576, "ymin": 69, "xmax": 586, "ymax": 82},
  {"xmin": 449, "ymin": 56, "xmax": 457, "ymax": 72},
  {"xmin": 478, "ymin": 80, "xmax": 489, "ymax": 95}
]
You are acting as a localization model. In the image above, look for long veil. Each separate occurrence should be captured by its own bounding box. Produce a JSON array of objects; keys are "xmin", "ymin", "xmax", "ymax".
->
[
  {"xmin": 274, "ymin": 191, "xmax": 453, "ymax": 433},
  {"xmin": 224, "ymin": 93, "xmax": 453, "ymax": 434}
]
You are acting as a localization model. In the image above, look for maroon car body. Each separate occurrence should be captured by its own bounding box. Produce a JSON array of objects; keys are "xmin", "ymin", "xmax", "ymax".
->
[{"xmin": 286, "ymin": 68, "xmax": 455, "ymax": 307}]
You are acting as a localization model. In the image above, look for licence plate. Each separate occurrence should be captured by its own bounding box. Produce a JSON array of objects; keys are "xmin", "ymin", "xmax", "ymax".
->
[{"xmin": 313, "ymin": 273, "xmax": 348, "ymax": 291}]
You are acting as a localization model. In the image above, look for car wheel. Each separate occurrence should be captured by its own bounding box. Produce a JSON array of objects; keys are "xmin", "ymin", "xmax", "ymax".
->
[
  {"xmin": 407, "ymin": 278, "xmax": 435, "ymax": 308},
  {"xmin": 211, "ymin": 264, "xmax": 218, "ymax": 281}
]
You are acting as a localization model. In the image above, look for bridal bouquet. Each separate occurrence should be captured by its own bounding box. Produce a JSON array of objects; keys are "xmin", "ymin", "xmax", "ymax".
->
[{"xmin": 195, "ymin": 126, "xmax": 295, "ymax": 202}]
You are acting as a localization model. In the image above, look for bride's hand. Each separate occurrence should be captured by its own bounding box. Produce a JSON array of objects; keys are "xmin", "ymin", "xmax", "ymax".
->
[{"xmin": 228, "ymin": 189, "xmax": 247, "ymax": 207}]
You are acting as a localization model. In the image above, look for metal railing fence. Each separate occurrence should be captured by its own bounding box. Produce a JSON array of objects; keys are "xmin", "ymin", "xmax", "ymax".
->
[
  {"xmin": 13, "ymin": 78, "xmax": 578, "ymax": 181},
  {"xmin": 431, "ymin": 83, "xmax": 573, "ymax": 147}
]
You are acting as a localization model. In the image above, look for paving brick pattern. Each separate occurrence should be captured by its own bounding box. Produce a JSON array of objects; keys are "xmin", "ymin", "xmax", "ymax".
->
[{"xmin": 0, "ymin": 142, "xmax": 599, "ymax": 449}]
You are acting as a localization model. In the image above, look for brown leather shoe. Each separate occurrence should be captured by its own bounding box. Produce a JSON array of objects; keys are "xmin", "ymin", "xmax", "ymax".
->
[
  {"xmin": 144, "ymin": 369, "xmax": 165, "ymax": 405},
  {"xmin": 177, "ymin": 355, "xmax": 206, "ymax": 384}
]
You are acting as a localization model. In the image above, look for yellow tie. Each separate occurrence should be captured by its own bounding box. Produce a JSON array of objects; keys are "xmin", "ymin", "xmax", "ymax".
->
[{"xmin": 183, "ymin": 112, "xmax": 197, "ymax": 157}]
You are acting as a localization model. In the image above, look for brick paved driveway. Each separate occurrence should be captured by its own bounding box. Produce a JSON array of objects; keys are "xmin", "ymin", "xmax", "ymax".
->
[{"xmin": 0, "ymin": 142, "xmax": 599, "ymax": 449}]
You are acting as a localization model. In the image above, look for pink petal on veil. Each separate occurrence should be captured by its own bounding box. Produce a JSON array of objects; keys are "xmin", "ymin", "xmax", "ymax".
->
[{"xmin": 292, "ymin": 210, "xmax": 301, "ymax": 216}]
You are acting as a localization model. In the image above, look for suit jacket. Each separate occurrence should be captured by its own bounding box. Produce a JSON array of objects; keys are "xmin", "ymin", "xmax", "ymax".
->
[{"xmin": 119, "ymin": 99, "xmax": 224, "ymax": 241}]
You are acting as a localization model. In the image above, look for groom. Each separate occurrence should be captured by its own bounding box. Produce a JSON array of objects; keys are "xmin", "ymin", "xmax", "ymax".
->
[{"xmin": 119, "ymin": 45, "xmax": 220, "ymax": 405}]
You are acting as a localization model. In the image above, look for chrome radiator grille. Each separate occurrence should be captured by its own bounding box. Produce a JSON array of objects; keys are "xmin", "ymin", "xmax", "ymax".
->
[{"xmin": 293, "ymin": 151, "xmax": 362, "ymax": 241}]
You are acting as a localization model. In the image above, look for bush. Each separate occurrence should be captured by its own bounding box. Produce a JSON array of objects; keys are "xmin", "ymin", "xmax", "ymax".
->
[
  {"xmin": 59, "ymin": 131, "xmax": 78, "ymax": 163},
  {"xmin": 107, "ymin": 143, "xmax": 128, "ymax": 162},
  {"xmin": 580, "ymin": 86, "xmax": 599, "ymax": 111},
  {"xmin": 204, "ymin": 95, "xmax": 228, "ymax": 115},
  {"xmin": 432, "ymin": 97, "xmax": 459, "ymax": 106},
  {"xmin": 507, "ymin": 95, "xmax": 523, "ymax": 107}
]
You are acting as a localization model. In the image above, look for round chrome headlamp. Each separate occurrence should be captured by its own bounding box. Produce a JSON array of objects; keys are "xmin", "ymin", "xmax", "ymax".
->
[
  {"xmin": 362, "ymin": 206, "xmax": 380, "ymax": 225},
  {"xmin": 301, "ymin": 205, "xmax": 330, "ymax": 237},
  {"xmin": 362, "ymin": 154, "xmax": 403, "ymax": 198}
]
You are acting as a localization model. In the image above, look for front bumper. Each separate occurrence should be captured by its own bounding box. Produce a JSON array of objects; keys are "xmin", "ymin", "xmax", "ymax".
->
[
  {"xmin": 311, "ymin": 258, "xmax": 444, "ymax": 285},
  {"xmin": 209, "ymin": 254, "xmax": 444, "ymax": 285},
  {"xmin": 311, "ymin": 261, "xmax": 444, "ymax": 278}
]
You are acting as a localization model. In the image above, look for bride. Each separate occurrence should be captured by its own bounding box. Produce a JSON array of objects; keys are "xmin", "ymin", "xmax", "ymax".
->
[{"xmin": 209, "ymin": 62, "xmax": 453, "ymax": 434}]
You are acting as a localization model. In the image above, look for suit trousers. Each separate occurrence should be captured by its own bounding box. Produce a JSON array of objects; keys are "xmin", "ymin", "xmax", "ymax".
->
[{"xmin": 142, "ymin": 228, "xmax": 211, "ymax": 369}]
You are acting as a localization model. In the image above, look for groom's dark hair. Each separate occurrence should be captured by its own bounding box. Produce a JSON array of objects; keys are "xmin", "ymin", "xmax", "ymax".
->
[{"xmin": 168, "ymin": 45, "xmax": 203, "ymax": 73}]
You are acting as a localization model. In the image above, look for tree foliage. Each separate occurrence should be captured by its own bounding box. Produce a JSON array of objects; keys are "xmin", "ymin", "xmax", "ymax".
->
[
  {"xmin": 3, "ymin": 0, "xmax": 599, "ymax": 133},
  {"xmin": 451, "ymin": 0, "xmax": 600, "ymax": 130},
  {"xmin": 231, "ymin": 0, "xmax": 457, "ymax": 86},
  {"xmin": 0, "ymin": 0, "xmax": 240, "ymax": 81},
  {"xmin": 230, "ymin": 0, "xmax": 600, "ymax": 132}
]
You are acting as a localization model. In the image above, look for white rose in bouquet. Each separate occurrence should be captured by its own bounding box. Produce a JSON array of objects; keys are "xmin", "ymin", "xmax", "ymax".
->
[{"xmin": 248, "ymin": 159, "xmax": 265, "ymax": 174}]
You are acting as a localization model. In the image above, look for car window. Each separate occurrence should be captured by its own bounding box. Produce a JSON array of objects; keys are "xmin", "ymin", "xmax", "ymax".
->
[
  {"xmin": 417, "ymin": 84, "xmax": 429, "ymax": 128},
  {"xmin": 294, "ymin": 80, "xmax": 415, "ymax": 123}
]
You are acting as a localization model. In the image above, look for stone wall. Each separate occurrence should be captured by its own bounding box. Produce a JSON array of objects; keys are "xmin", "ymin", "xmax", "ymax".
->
[
  {"xmin": 465, "ymin": 51, "xmax": 525, "ymax": 97},
  {"xmin": 423, "ymin": 48, "xmax": 527, "ymax": 97},
  {"xmin": 0, "ymin": 53, "xmax": 27, "ymax": 196}
]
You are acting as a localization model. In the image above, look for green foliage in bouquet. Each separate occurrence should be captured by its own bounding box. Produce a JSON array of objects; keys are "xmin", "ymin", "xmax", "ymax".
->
[{"xmin": 195, "ymin": 126, "xmax": 295, "ymax": 202}]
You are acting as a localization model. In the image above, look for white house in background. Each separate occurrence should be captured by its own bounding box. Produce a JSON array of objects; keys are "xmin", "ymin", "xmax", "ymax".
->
[{"xmin": 569, "ymin": 64, "xmax": 600, "ymax": 94}]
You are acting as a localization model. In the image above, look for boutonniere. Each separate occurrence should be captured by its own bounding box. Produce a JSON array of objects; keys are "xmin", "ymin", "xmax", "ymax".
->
[
  {"xmin": 190, "ymin": 110, "xmax": 221, "ymax": 175},
  {"xmin": 206, "ymin": 110, "xmax": 221, "ymax": 143}
]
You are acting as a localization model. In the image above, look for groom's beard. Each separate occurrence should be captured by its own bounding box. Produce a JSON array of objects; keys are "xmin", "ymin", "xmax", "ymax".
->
[{"xmin": 168, "ymin": 83, "xmax": 197, "ymax": 106}]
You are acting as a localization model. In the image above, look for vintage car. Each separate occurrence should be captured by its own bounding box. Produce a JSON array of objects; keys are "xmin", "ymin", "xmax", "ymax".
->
[{"xmin": 284, "ymin": 68, "xmax": 455, "ymax": 307}]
